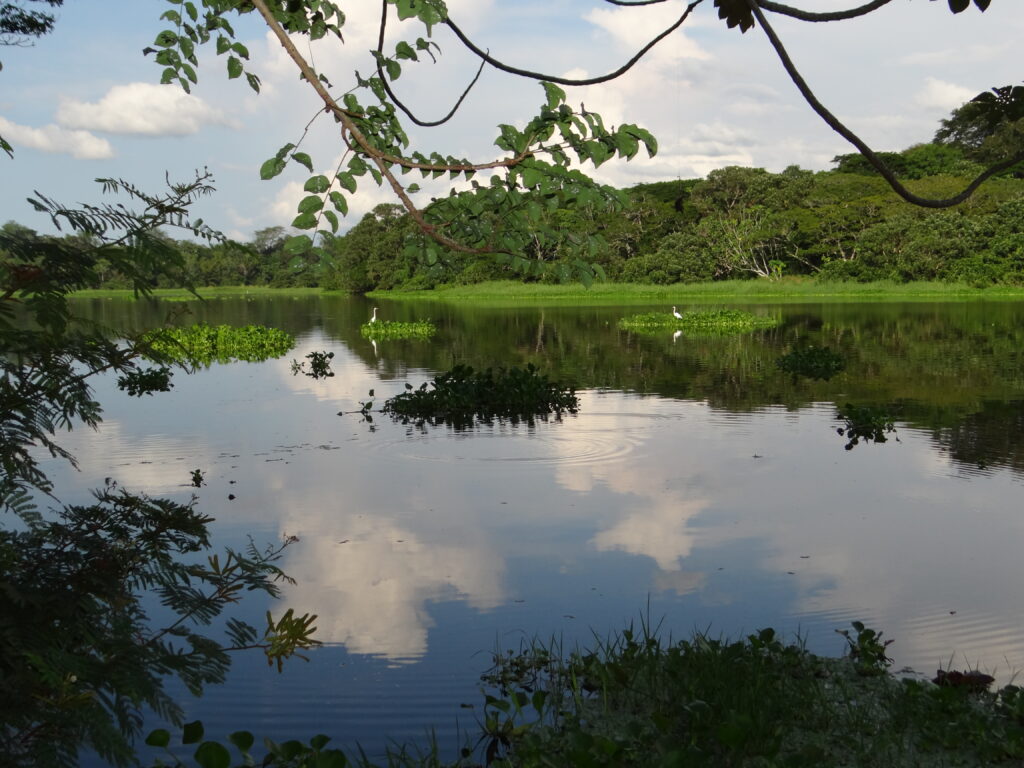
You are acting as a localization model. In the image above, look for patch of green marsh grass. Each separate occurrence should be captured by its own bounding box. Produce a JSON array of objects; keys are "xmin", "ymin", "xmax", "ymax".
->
[
  {"xmin": 143, "ymin": 323, "xmax": 295, "ymax": 367},
  {"xmin": 360, "ymin": 319, "xmax": 437, "ymax": 340},
  {"xmin": 478, "ymin": 621, "xmax": 1024, "ymax": 767},
  {"xmin": 619, "ymin": 308, "xmax": 780, "ymax": 335}
]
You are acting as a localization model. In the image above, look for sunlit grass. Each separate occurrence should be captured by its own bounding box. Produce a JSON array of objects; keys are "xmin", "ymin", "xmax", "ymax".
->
[{"xmin": 372, "ymin": 278, "xmax": 1024, "ymax": 305}]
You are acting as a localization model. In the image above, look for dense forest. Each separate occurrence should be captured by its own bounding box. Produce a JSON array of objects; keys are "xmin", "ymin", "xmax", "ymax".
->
[{"xmin": 4, "ymin": 120, "xmax": 1023, "ymax": 292}]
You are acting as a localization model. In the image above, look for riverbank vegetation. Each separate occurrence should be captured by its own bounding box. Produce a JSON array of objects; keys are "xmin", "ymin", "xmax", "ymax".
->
[
  {"xmin": 146, "ymin": 620, "xmax": 1024, "ymax": 767},
  {"xmin": 6, "ymin": 141, "xmax": 1023, "ymax": 298}
]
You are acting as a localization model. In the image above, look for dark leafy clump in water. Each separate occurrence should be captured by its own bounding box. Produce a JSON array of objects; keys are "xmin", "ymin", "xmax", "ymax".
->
[
  {"xmin": 836, "ymin": 403, "xmax": 899, "ymax": 450},
  {"xmin": 381, "ymin": 364, "xmax": 579, "ymax": 429},
  {"xmin": 777, "ymin": 345, "xmax": 846, "ymax": 381},
  {"xmin": 143, "ymin": 324, "xmax": 295, "ymax": 367}
]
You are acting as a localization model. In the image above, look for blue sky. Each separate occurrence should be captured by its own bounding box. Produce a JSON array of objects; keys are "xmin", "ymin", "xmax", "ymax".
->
[{"xmin": 1, "ymin": 0, "xmax": 1021, "ymax": 241}]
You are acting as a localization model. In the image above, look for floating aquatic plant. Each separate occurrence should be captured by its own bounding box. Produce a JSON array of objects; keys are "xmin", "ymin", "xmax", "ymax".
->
[
  {"xmin": 360, "ymin": 319, "xmax": 437, "ymax": 340},
  {"xmin": 378, "ymin": 363, "xmax": 578, "ymax": 428},
  {"xmin": 142, "ymin": 323, "xmax": 295, "ymax": 367},
  {"xmin": 777, "ymin": 345, "xmax": 846, "ymax": 380},
  {"xmin": 619, "ymin": 308, "xmax": 779, "ymax": 335},
  {"xmin": 835, "ymin": 403, "xmax": 899, "ymax": 450}
]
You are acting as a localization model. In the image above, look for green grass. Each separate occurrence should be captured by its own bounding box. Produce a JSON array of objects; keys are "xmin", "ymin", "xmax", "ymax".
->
[
  {"xmin": 71, "ymin": 280, "xmax": 1024, "ymax": 305},
  {"xmin": 70, "ymin": 286, "xmax": 323, "ymax": 301},
  {"xmin": 372, "ymin": 278, "xmax": 1024, "ymax": 305},
  {"xmin": 619, "ymin": 308, "xmax": 780, "ymax": 335},
  {"xmin": 359, "ymin": 319, "xmax": 437, "ymax": 340}
]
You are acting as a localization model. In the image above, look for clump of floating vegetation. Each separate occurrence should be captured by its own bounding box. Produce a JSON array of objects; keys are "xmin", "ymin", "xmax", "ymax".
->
[
  {"xmin": 142, "ymin": 323, "xmax": 295, "ymax": 367},
  {"xmin": 836, "ymin": 403, "xmax": 899, "ymax": 450},
  {"xmin": 376, "ymin": 363, "xmax": 578, "ymax": 428},
  {"xmin": 619, "ymin": 308, "xmax": 779, "ymax": 335},
  {"xmin": 777, "ymin": 345, "xmax": 846, "ymax": 380},
  {"xmin": 360, "ymin": 319, "xmax": 436, "ymax": 340}
]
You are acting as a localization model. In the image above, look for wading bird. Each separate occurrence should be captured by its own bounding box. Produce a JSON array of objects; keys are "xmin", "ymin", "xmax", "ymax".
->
[
  {"xmin": 672, "ymin": 306, "xmax": 683, "ymax": 320},
  {"xmin": 370, "ymin": 307, "xmax": 378, "ymax": 324}
]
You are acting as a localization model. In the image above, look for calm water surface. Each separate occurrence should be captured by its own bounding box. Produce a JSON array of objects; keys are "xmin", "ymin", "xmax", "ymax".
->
[{"xmin": 56, "ymin": 295, "xmax": 1024, "ymax": 762}]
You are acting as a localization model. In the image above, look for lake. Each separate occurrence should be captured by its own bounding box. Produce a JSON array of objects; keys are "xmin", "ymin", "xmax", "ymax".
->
[{"xmin": 55, "ymin": 294, "xmax": 1024, "ymax": 763}]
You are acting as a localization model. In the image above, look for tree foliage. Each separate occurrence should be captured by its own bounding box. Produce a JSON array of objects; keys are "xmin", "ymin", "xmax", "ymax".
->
[
  {"xmin": 134, "ymin": 0, "xmax": 1018, "ymax": 280},
  {"xmin": 0, "ymin": 175, "xmax": 319, "ymax": 766}
]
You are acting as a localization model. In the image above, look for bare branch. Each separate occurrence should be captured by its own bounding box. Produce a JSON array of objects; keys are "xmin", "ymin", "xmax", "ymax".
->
[
  {"xmin": 443, "ymin": 0, "xmax": 704, "ymax": 87},
  {"xmin": 746, "ymin": 0, "xmax": 1024, "ymax": 208},
  {"xmin": 375, "ymin": 0, "xmax": 486, "ymax": 128},
  {"xmin": 759, "ymin": 0, "xmax": 894, "ymax": 22}
]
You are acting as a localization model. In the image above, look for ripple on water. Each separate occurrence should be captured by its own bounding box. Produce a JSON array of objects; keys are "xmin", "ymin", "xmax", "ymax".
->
[{"xmin": 355, "ymin": 410, "xmax": 685, "ymax": 468}]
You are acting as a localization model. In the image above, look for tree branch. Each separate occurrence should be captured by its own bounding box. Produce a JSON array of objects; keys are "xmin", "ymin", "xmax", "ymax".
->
[
  {"xmin": 443, "ymin": 0, "xmax": 704, "ymax": 87},
  {"xmin": 249, "ymin": 0, "xmax": 516, "ymax": 257},
  {"xmin": 759, "ymin": 0, "xmax": 894, "ymax": 22},
  {"xmin": 746, "ymin": 0, "xmax": 1024, "ymax": 208},
  {"xmin": 375, "ymin": 0, "xmax": 486, "ymax": 128}
]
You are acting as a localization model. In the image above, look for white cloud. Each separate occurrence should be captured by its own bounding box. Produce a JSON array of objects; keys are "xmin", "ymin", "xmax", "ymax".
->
[
  {"xmin": 0, "ymin": 115, "xmax": 113, "ymax": 159},
  {"xmin": 915, "ymin": 77, "xmax": 976, "ymax": 111},
  {"xmin": 56, "ymin": 82, "xmax": 236, "ymax": 136}
]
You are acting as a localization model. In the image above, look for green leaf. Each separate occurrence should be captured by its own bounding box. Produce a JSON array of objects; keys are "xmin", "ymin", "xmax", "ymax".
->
[
  {"xmin": 260, "ymin": 157, "xmax": 287, "ymax": 180},
  {"xmin": 336, "ymin": 172, "xmax": 357, "ymax": 194},
  {"xmin": 183, "ymin": 721, "xmax": 204, "ymax": 745},
  {"xmin": 194, "ymin": 741, "xmax": 231, "ymax": 768},
  {"xmin": 304, "ymin": 174, "xmax": 331, "ymax": 193},
  {"xmin": 246, "ymin": 72, "xmax": 261, "ymax": 93},
  {"xmin": 227, "ymin": 56, "xmax": 243, "ymax": 80},
  {"xmin": 541, "ymin": 81, "xmax": 566, "ymax": 109},
  {"xmin": 291, "ymin": 212, "xmax": 318, "ymax": 230},
  {"xmin": 329, "ymin": 191, "xmax": 348, "ymax": 215},
  {"xmin": 216, "ymin": 35, "xmax": 230, "ymax": 55},
  {"xmin": 385, "ymin": 59, "xmax": 401, "ymax": 81},
  {"xmin": 228, "ymin": 731, "xmax": 255, "ymax": 752},
  {"xmin": 310, "ymin": 734, "xmax": 330, "ymax": 750},
  {"xmin": 184, "ymin": 2, "xmax": 198, "ymax": 22},
  {"xmin": 395, "ymin": 41, "xmax": 416, "ymax": 60},
  {"xmin": 284, "ymin": 235, "xmax": 313, "ymax": 254},
  {"xmin": 323, "ymin": 210, "xmax": 339, "ymax": 233},
  {"xmin": 154, "ymin": 29, "xmax": 178, "ymax": 47},
  {"xmin": 231, "ymin": 42, "xmax": 250, "ymax": 59},
  {"xmin": 297, "ymin": 195, "xmax": 325, "ymax": 214},
  {"xmin": 291, "ymin": 152, "xmax": 314, "ymax": 173},
  {"xmin": 160, "ymin": 67, "xmax": 176, "ymax": 85},
  {"xmin": 145, "ymin": 729, "xmax": 171, "ymax": 748}
]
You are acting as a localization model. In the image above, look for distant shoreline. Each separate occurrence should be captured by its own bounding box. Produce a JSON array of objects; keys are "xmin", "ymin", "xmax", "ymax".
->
[{"xmin": 71, "ymin": 278, "xmax": 1024, "ymax": 305}]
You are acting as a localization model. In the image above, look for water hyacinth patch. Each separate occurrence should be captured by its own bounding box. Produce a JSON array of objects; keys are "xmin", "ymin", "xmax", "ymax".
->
[
  {"xmin": 380, "ymin": 363, "xmax": 579, "ymax": 429},
  {"xmin": 618, "ymin": 309, "xmax": 779, "ymax": 335},
  {"xmin": 142, "ymin": 324, "xmax": 295, "ymax": 367},
  {"xmin": 360, "ymin": 320, "xmax": 437, "ymax": 340}
]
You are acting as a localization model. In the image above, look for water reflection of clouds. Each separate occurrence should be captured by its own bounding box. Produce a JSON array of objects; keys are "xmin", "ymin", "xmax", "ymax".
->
[{"xmin": 280, "ymin": 512, "xmax": 504, "ymax": 662}]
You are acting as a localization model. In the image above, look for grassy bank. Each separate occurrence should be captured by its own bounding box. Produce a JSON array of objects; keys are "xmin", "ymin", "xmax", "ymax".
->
[
  {"xmin": 70, "ymin": 286, "xmax": 324, "ymax": 301},
  {"xmin": 149, "ymin": 622, "xmax": 1024, "ymax": 767},
  {"xmin": 70, "ymin": 280, "xmax": 1024, "ymax": 305},
  {"xmin": 372, "ymin": 279, "xmax": 1024, "ymax": 305}
]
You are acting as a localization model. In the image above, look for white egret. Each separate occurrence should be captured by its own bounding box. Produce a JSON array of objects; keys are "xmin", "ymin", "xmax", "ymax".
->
[
  {"xmin": 370, "ymin": 307, "xmax": 379, "ymax": 324},
  {"xmin": 672, "ymin": 306, "xmax": 683, "ymax": 320}
]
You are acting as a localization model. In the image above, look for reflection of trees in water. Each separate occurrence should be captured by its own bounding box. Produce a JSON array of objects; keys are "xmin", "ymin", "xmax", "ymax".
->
[
  {"xmin": 931, "ymin": 400, "xmax": 1024, "ymax": 476},
  {"xmin": 76, "ymin": 296, "xmax": 1024, "ymax": 477}
]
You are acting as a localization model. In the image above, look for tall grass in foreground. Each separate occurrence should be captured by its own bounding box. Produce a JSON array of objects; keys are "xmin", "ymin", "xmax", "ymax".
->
[{"xmin": 146, "ymin": 621, "xmax": 1024, "ymax": 767}]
